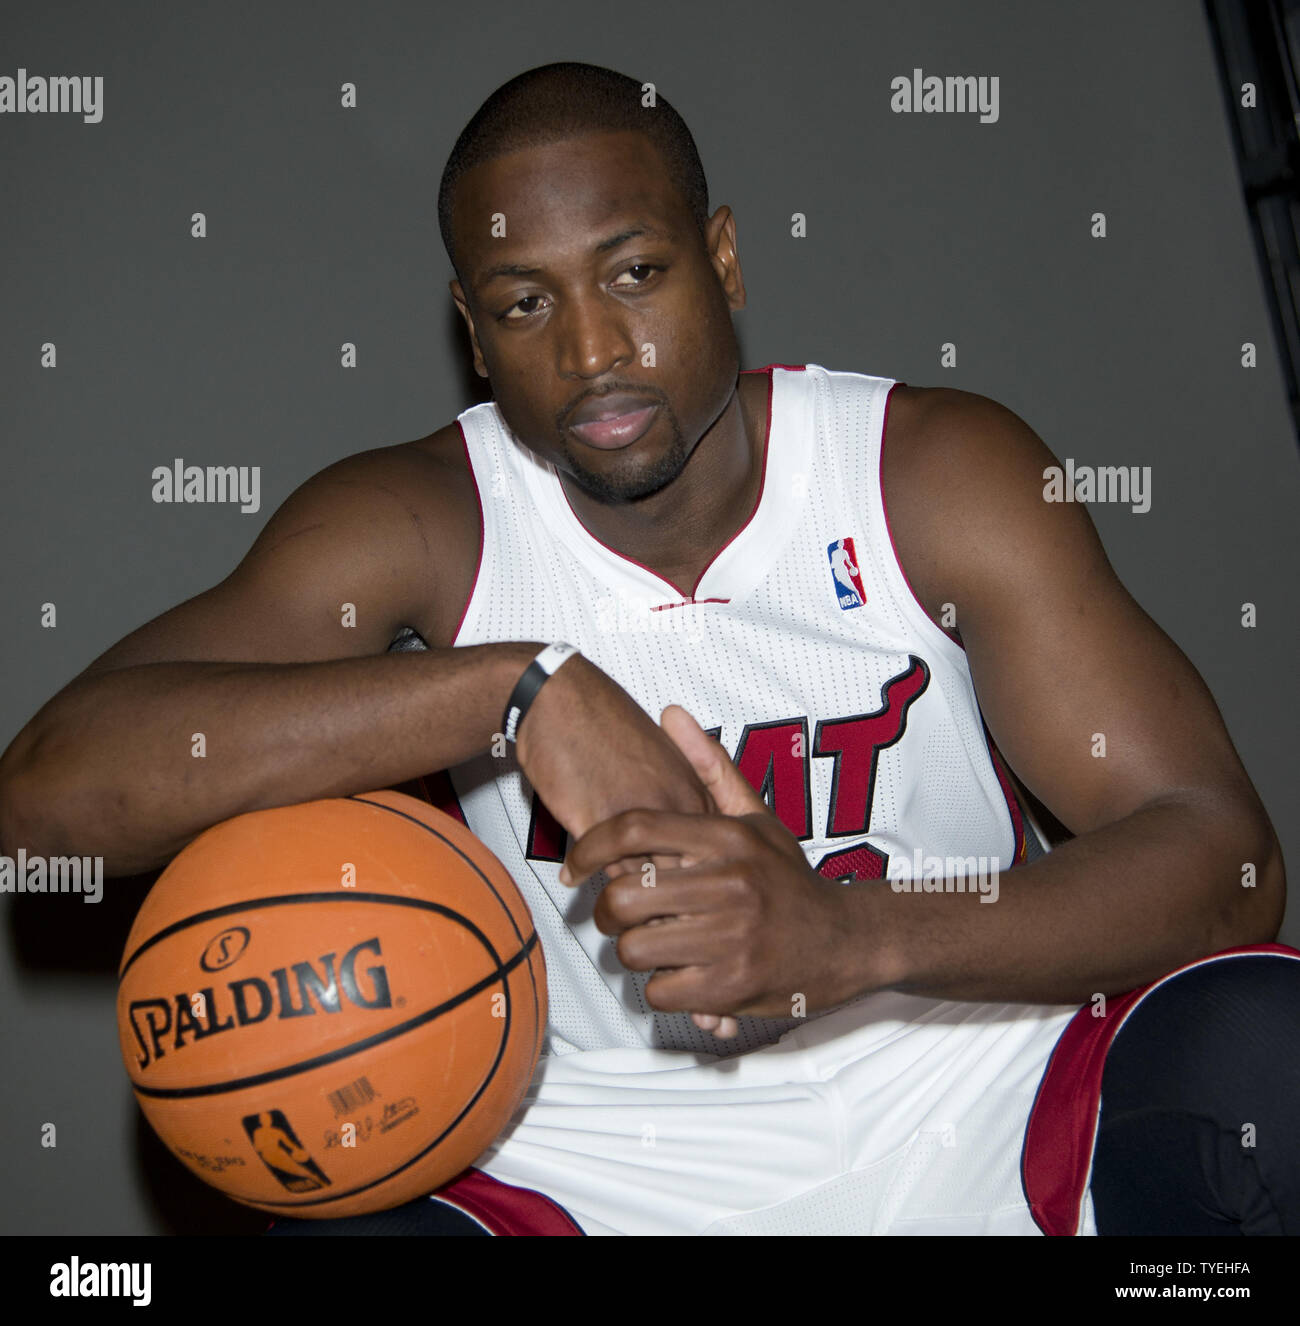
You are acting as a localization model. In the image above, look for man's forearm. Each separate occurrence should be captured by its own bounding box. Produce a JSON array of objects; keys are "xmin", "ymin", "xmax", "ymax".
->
[
  {"xmin": 0, "ymin": 642, "xmax": 543, "ymax": 876},
  {"xmin": 839, "ymin": 794, "xmax": 1285, "ymax": 1006}
]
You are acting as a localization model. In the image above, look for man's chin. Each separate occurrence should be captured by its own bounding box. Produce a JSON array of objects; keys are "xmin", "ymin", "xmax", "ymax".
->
[{"xmin": 563, "ymin": 443, "xmax": 689, "ymax": 503}]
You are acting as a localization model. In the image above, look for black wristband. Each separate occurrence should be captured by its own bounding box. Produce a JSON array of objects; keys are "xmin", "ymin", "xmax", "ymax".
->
[{"xmin": 502, "ymin": 643, "xmax": 578, "ymax": 744}]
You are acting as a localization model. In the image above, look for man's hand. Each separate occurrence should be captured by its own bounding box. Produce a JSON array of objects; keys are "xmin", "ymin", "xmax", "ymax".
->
[
  {"xmin": 558, "ymin": 704, "xmax": 862, "ymax": 1038},
  {"xmin": 514, "ymin": 658, "xmax": 714, "ymax": 840}
]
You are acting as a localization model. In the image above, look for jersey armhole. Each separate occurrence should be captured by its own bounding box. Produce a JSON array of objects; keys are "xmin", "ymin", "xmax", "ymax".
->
[
  {"xmin": 874, "ymin": 380, "xmax": 968, "ymax": 668},
  {"xmin": 449, "ymin": 417, "xmax": 487, "ymax": 646}
]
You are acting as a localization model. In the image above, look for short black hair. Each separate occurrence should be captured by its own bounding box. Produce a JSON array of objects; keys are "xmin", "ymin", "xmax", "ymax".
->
[{"xmin": 438, "ymin": 62, "xmax": 710, "ymax": 282}]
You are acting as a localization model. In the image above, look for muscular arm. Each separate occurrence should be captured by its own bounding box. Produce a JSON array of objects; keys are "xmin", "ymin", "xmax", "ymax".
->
[
  {"xmin": 0, "ymin": 441, "xmax": 533, "ymax": 873},
  {"xmin": 0, "ymin": 437, "xmax": 709, "ymax": 876},
  {"xmin": 856, "ymin": 387, "xmax": 1285, "ymax": 1004}
]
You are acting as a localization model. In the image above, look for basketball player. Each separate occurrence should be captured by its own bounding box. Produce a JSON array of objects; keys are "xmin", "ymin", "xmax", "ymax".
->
[{"xmin": 2, "ymin": 62, "xmax": 1296, "ymax": 1236}]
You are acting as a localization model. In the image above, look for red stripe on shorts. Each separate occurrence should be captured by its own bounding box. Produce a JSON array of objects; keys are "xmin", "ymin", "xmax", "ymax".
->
[{"xmin": 432, "ymin": 1167, "xmax": 584, "ymax": 1235}]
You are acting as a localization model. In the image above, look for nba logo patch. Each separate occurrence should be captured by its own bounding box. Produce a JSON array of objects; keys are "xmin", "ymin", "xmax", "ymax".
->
[
  {"xmin": 827, "ymin": 537, "xmax": 867, "ymax": 610},
  {"xmin": 242, "ymin": 1109, "xmax": 331, "ymax": 1192}
]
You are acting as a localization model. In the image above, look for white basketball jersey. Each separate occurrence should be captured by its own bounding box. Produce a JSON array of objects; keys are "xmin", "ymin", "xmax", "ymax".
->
[{"xmin": 439, "ymin": 363, "xmax": 1029, "ymax": 1059}]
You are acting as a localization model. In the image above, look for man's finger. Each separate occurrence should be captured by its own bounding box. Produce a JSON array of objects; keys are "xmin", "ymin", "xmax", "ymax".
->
[
  {"xmin": 560, "ymin": 807, "xmax": 751, "ymax": 885},
  {"xmin": 599, "ymin": 851, "xmax": 682, "ymax": 883},
  {"xmin": 643, "ymin": 967, "xmax": 748, "ymax": 1022},
  {"xmin": 593, "ymin": 867, "xmax": 725, "ymax": 938},
  {"xmin": 691, "ymin": 1013, "xmax": 740, "ymax": 1039},
  {"xmin": 660, "ymin": 704, "xmax": 769, "ymax": 818}
]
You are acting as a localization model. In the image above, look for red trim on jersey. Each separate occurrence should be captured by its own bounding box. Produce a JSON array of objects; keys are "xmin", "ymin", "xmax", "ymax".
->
[
  {"xmin": 451, "ymin": 419, "xmax": 486, "ymax": 647},
  {"xmin": 418, "ymin": 769, "xmax": 468, "ymax": 826},
  {"xmin": 386, "ymin": 769, "xmax": 470, "ymax": 826},
  {"xmin": 877, "ymin": 381, "xmax": 964, "ymax": 650},
  {"xmin": 1021, "ymin": 942, "xmax": 1300, "ymax": 1236},
  {"xmin": 650, "ymin": 596, "xmax": 731, "ymax": 611},
  {"xmin": 432, "ymin": 1166, "xmax": 585, "ymax": 1235},
  {"xmin": 555, "ymin": 365, "xmax": 785, "ymax": 602},
  {"xmin": 982, "ymin": 733, "xmax": 1027, "ymax": 865}
]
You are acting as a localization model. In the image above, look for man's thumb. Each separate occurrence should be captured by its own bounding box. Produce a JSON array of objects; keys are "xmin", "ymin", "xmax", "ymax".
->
[{"xmin": 660, "ymin": 704, "xmax": 768, "ymax": 817}]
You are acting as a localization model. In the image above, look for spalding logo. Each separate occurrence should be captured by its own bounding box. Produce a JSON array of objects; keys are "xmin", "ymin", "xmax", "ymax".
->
[
  {"xmin": 199, "ymin": 925, "xmax": 251, "ymax": 972},
  {"xmin": 127, "ymin": 936, "xmax": 393, "ymax": 1072}
]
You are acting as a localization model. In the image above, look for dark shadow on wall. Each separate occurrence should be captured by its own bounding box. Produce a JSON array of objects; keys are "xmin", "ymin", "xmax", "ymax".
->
[
  {"xmin": 7, "ymin": 868, "xmax": 156, "ymax": 976},
  {"xmin": 6, "ymin": 870, "xmax": 264, "ymax": 1233}
]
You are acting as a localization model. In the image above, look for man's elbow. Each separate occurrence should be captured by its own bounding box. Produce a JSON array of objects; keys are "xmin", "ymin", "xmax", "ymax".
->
[
  {"xmin": 1220, "ymin": 798, "xmax": 1287, "ymax": 947},
  {"xmin": 1249, "ymin": 822, "xmax": 1287, "ymax": 943},
  {"xmin": 0, "ymin": 728, "xmax": 83, "ymax": 864},
  {"xmin": 0, "ymin": 765, "xmax": 50, "ymax": 861},
  {"xmin": 0, "ymin": 765, "xmax": 71, "ymax": 864}
]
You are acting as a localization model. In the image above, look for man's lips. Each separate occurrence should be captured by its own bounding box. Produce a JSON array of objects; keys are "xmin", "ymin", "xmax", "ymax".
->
[{"xmin": 569, "ymin": 403, "xmax": 659, "ymax": 449}]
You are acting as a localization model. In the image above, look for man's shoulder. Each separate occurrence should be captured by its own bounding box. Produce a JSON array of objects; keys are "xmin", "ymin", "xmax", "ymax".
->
[
  {"xmin": 406, "ymin": 419, "xmax": 476, "ymax": 468},
  {"xmin": 883, "ymin": 383, "xmax": 1051, "ymax": 511},
  {"xmin": 274, "ymin": 422, "xmax": 481, "ymax": 647},
  {"xmin": 880, "ymin": 384, "xmax": 1067, "ymax": 617},
  {"xmin": 311, "ymin": 421, "xmax": 478, "ymax": 522},
  {"xmin": 371, "ymin": 420, "xmax": 474, "ymax": 481},
  {"xmin": 885, "ymin": 383, "xmax": 1035, "ymax": 463}
]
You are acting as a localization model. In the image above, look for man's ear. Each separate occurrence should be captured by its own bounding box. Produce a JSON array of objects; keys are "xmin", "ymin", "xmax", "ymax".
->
[{"xmin": 450, "ymin": 278, "xmax": 487, "ymax": 378}]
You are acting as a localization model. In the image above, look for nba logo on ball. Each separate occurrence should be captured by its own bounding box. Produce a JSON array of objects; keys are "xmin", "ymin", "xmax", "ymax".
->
[{"xmin": 827, "ymin": 537, "xmax": 867, "ymax": 610}]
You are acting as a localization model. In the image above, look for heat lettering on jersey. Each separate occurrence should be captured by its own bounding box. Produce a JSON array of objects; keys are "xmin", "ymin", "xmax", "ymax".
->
[
  {"xmin": 526, "ymin": 794, "xmax": 567, "ymax": 862},
  {"xmin": 736, "ymin": 718, "xmax": 812, "ymax": 838},
  {"xmin": 521, "ymin": 656, "xmax": 930, "ymax": 884},
  {"xmin": 814, "ymin": 657, "xmax": 930, "ymax": 835}
]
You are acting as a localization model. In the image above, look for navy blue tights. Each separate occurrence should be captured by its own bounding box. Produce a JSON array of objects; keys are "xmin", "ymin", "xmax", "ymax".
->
[{"xmin": 1090, "ymin": 954, "xmax": 1300, "ymax": 1235}]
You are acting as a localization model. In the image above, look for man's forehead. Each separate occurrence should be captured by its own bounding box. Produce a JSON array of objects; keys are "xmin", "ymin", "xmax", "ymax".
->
[{"xmin": 456, "ymin": 132, "xmax": 683, "ymax": 280}]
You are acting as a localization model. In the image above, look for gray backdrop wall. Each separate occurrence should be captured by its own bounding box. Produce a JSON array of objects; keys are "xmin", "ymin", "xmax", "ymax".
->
[{"xmin": 1, "ymin": 0, "xmax": 1296, "ymax": 1234}]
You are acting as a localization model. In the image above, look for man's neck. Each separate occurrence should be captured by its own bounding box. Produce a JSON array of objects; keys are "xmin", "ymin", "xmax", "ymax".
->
[{"xmin": 558, "ymin": 374, "xmax": 767, "ymax": 599}]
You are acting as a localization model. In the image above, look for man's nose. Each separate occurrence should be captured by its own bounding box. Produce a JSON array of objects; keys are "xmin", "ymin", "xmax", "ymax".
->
[{"xmin": 556, "ymin": 294, "xmax": 637, "ymax": 379}]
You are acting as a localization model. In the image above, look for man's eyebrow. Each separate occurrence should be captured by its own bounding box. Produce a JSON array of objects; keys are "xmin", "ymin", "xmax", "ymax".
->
[{"xmin": 475, "ymin": 225, "xmax": 674, "ymax": 287}]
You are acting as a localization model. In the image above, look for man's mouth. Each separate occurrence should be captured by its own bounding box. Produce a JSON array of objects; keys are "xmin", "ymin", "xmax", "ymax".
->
[{"xmin": 569, "ymin": 404, "xmax": 659, "ymax": 449}]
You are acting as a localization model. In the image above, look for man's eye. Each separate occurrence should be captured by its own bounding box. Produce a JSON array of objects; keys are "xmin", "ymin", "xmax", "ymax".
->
[
  {"xmin": 612, "ymin": 264, "xmax": 661, "ymax": 287},
  {"xmin": 501, "ymin": 295, "xmax": 544, "ymax": 322},
  {"xmin": 499, "ymin": 266, "xmax": 662, "ymax": 321}
]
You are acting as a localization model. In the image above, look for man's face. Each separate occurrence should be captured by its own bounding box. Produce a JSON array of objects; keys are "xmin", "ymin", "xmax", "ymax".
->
[{"xmin": 450, "ymin": 130, "xmax": 745, "ymax": 503}]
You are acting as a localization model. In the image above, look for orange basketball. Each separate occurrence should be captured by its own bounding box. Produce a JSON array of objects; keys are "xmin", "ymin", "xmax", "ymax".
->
[{"xmin": 116, "ymin": 789, "xmax": 546, "ymax": 1219}]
